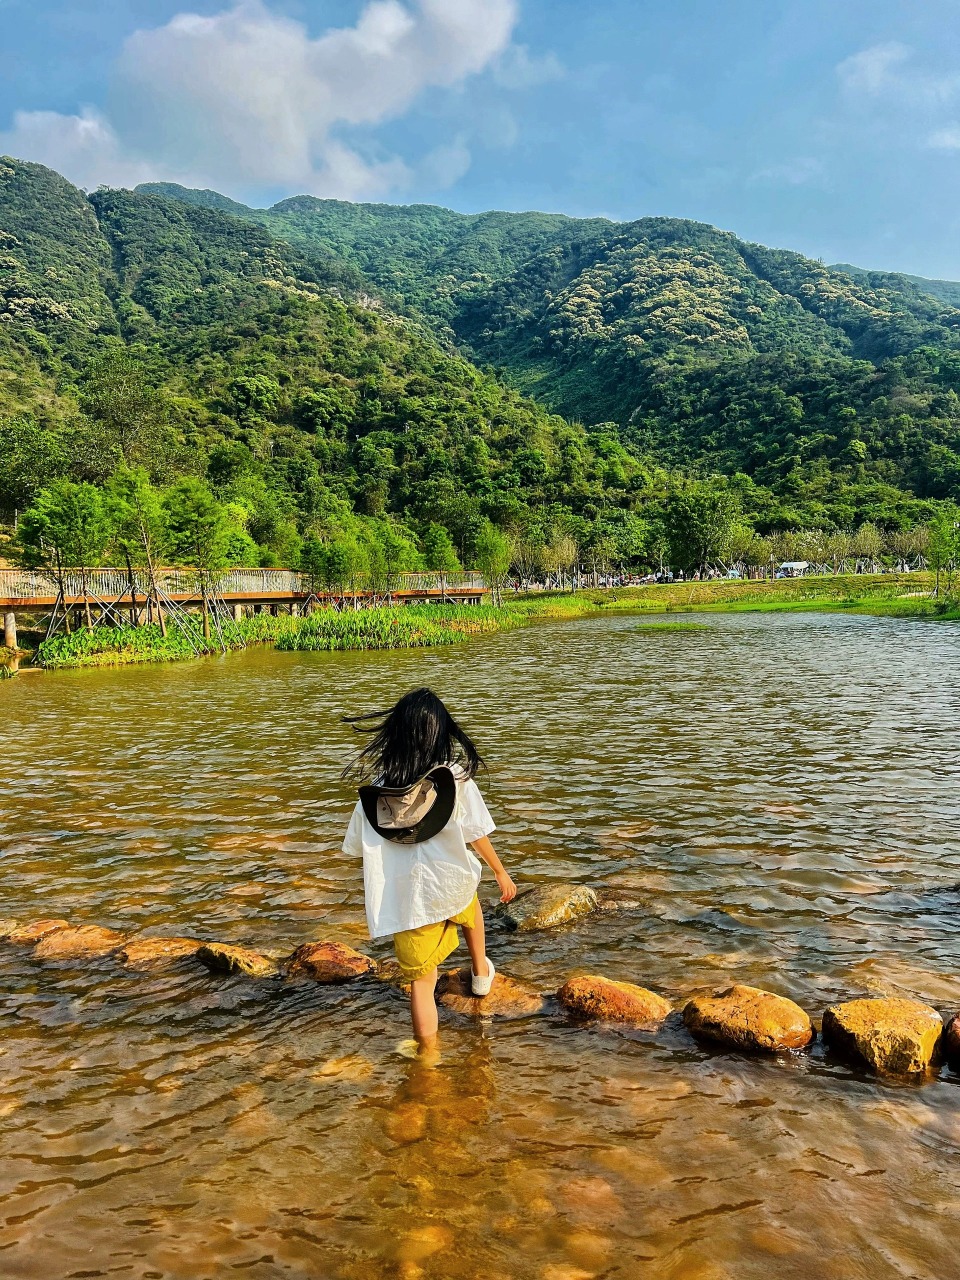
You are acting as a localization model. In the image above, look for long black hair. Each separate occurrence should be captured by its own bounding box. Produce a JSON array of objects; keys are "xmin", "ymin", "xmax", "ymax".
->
[{"xmin": 342, "ymin": 687, "xmax": 484, "ymax": 787}]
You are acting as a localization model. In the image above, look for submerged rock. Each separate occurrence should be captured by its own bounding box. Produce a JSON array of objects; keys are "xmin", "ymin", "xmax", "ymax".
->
[
  {"xmin": 196, "ymin": 942, "xmax": 279, "ymax": 978},
  {"xmin": 437, "ymin": 966, "xmax": 543, "ymax": 1018},
  {"xmin": 33, "ymin": 925, "xmax": 126, "ymax": 960},
  {"xmin": 683, "ymin": 984, "xmax": 813, "ymax": 1053},
  {"xmin": 945, "ymin": 1014, "xmax": 960, "ymax": 1068},
  {"xmin": 375, "ymin": 959, "xmax": 412, "ymax": 994},
  {"xmin": 118, "ymin": 937, "xmax": 203, "ymax": 968},
  {"xmin": 496, "ymin": 883, "xmax": 598, "ymax": 932},
  {"xmin": 0, "ymin": 919, "xmax": 20, "ymax": 938},
  {"xmin": 4, "ymin": 919, "xmax": 70, "ymax": 946},
  {"xmin": 593, "ymin": 888, "xmax": 644, "ymax": 915},
  {"xmin": 287, "ymin": 941, "xmax": 375, "ymax": 982},
  {"xmin": 821, "ymin": 997, "xmax": 943, "ymax": 1075},
  {"xmin": 557, "ymin": 975, "xmax": 671, "ymax": 1026}
]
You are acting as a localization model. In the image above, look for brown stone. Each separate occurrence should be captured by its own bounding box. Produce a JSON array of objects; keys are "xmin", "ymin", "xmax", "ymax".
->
[
  {"xmin": 118, "ymin": 937, "xmax": 203, "ymax": 968},
  {"xmin": 946, "ymin": 1014, "xmax": 960, "ymax": 1068},
  {"xmin": 496, "ymin": 882, "xmax": 598, "ymax": 932},
  {"xmin": 33, "ymin": 925, "xmax": 125, "ymax": 960},
  {"xmin": 822, "ymin": 997, "xmax": 943, "ymax": 1075},
  {"xmin": 557, "ymin": 974, "xmax": 671, "ymax": 1026},
  {"xmin": 375, "ymin": 959, "xmax": 412, "ymax": 994},
  {"xmin": 196, "ymin": 942, "xmax": 279, "ymax": 978},
  {"xmin": 436, "ymin": 965, "xmax": 543, "ymax": 1018},
  {"xmin": 0, "ymin": 919, "xmax": 20, "ymax": 938},
  {"xmin": 3, "ymin": 918, "xmax": 70, "ymax": 946},
  {"xmin": 682, "ymin": 983, "xmax": 813, "ymax": 1053},
  {"xmin": 593, "ymin": 888, "xmax": 644, "ymax": 915},
  {"xmin": 286, "ymin": 940, "xmax": 375, "ymax": 982}
]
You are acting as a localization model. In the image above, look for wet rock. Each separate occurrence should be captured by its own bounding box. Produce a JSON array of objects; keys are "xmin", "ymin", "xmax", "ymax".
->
[
  {"xmin": 821, "ymin": 997, "xmax": 943, "ymax": 1075},
  {"xmin": 946, "ymin": 1014, "xmax": 960, "ymax": 1069},
  {"xmin": 682, "ymin": 983, "xmax": 813, "ymax": 1053},
  {"xmin": 33, "ymin": 925, "xmax": 125, "ymax": 960},
  {"xmin": 496, "ymin": 883, "xmax": 597, "ymax": 932},
  {"xmin": 196, "ymin": 942, "xmax": 279, "ymax": 978},
  {"xmin": 557, "ymin": 974, "xmax": 671, "ymax": 1026},
  {"xmin": 376, "ymin": 959, "xmax": 412, "ymax": 994},
  {"xmin": 0, "ymin": 919, "xmax": 20, "ymax": 938},
  {"xmin": 593, "ymin": 888, "xmax": 643, "ymax": 915},
  {"xmin": 286, "ymin": 940, "xmax": 375, "ymax": 982},
  {"xmin": 3, "ymin": 919, "xmax": 70, "ymax": 946},
  {"xmin": 437, "ymin": 966, "xmax": 544, "ymax": 1018},
  {"xmin": 118, "ymin": 937, "xmax": 203, "ymax": 969}
]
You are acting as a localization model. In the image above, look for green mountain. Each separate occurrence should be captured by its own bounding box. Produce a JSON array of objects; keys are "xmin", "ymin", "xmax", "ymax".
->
[
  {"xmin": 136, "ymin": 182, "xmax": 960, "ymax": 518},
  {"xmin": 1, "ymin": 157, "xmax": 645, "ymax": 562},
  {"xmin": 832, "ymin": 261, "xmax": 960, "ymax": 310}
]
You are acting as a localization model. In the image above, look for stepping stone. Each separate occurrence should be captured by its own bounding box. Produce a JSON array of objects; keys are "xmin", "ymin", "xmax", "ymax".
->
[
  {"xmin": 196, "ymin": 942, "xmax": 279, "ymax": 978},
  {"xmin": 286, "ymin": 941, "xmax": 375, "ymax": 982},
  {"xmin": 683, "ymin": 983, "xmax": 813, "ymax": 1053},
  {"xmin": 118, "ymin": 937, "xmax": 204, "ymax": 968},
  {"xmin": 496, "ymin": 883, "xmax": 598, "ymax": 932},
  {"xmin": 558, "ymin": 974, "xmax": 671, "ymax": 1026},
  {"xmin": 33, "ymin": 925, "xmax": 125, "ymax": 960},
  {"xmin": 437, "ymin": 966, "xmax": 543, "ymax": 1018},
  {"xmin": 3, "ymin": 919, "xmax": 70, "ymax": 946},
  {"xmin": 822, "ymin": 997, "xmax": 943, "ymax": 1075}
]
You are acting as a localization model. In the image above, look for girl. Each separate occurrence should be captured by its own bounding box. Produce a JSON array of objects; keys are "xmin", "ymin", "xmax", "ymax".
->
[{"xmin": 341, "ymin": 687, "xmax": 516, "ymax": 1050}]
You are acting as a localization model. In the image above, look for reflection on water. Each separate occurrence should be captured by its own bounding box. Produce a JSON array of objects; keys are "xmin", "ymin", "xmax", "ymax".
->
[{"xmin": 1, "ymin": 611, "xmax": 959, "ymax": 1278}]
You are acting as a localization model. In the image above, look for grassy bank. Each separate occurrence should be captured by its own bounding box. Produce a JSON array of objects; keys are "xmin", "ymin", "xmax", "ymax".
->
[{"xmin": 10, "ymin": 574, "xmax": 957, "ymax": 672}]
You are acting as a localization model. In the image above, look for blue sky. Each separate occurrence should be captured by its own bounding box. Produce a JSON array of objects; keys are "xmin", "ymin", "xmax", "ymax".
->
[{"xmin": 4, "ymin": 0, "xmax": 960, "ymax": 277}]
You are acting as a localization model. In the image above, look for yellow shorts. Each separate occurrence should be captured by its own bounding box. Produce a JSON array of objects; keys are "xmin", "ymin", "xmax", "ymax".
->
[{"xmin": 393, "ymin": 895, "xmax": 479, "ymax": 982}]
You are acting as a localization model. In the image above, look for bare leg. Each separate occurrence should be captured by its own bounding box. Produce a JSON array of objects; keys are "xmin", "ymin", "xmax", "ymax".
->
[
  {"xmin": 410, "ymin": 967, "xmax": 439, "ymax": 1045},
  {"xmin": 461, "ymin": 900, "xmax": 489, "ymax": 979}
]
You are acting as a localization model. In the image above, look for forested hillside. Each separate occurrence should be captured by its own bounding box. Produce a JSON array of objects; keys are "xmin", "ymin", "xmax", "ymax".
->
[
  {"xmin": 0, "ymin": 158, "xmax": 649, "ymax": 575},
  {"xmin": 140, "ymin": 182, "xmax": 960, "ymax": 524}
]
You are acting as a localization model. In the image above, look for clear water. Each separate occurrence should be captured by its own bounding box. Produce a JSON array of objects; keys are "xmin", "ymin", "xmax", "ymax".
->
[{"xmin": 1, "ymin": 611, "xmax": 959, "ymax": 1279}]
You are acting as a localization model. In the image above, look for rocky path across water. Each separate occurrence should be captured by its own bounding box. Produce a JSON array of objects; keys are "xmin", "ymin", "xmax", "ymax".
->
[{"xmin": 1, "ymin": 887, "xmax": 957, "ymax": 1081}]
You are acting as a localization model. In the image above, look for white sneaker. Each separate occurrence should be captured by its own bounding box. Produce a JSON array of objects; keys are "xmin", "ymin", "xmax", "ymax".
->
[{"xmin": 472, "ymin": 959, "xmax": 495, "ymax": 997}]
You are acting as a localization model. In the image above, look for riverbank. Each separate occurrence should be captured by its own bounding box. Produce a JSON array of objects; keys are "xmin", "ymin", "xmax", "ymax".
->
[{"xmin": 5, "ymin": 574, "xmax": 956, "ymax": 671}]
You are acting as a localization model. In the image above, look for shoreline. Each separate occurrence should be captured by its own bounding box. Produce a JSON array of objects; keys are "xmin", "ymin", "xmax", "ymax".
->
[{"xmin": 3, "ymin": 574, "xmax": 957, "ymax": 673}]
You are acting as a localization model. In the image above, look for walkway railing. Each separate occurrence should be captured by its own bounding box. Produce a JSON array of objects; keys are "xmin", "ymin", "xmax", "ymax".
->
[{"xmin": 0, "ymin": 567, "xmax": 486, "ymax": 604}]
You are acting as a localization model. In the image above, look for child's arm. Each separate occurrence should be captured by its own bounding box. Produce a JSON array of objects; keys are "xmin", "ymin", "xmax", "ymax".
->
[{"xmin": 470, "ymin": 835, "xmax": 517, "ymax": 903}]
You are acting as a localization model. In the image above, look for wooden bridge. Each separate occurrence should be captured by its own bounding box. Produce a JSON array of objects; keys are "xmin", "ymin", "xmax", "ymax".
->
[{"xmin": 0, "ymin": 568, "xmax": 487, "ymax": 648}]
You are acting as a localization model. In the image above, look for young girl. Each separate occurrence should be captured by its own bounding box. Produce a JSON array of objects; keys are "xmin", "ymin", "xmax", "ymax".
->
[{"xmin": 341, "ymin": 687, "xmax": 516, "ymax": 1049}]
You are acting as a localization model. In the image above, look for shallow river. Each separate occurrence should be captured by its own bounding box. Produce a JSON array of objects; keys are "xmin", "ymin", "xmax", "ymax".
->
[{"xmin": 2, "ymin": 610, "xmax": 960, "ymax": 1280}]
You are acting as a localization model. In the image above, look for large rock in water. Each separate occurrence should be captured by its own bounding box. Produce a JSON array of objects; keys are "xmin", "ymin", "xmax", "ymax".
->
[
  {"xmin": 497, "ymin": 883, "xmax": 598, "ymax": 932},
  {"xmin": 286, "ymin": 941, "xmax": 375, "ymax": 982},
  {"xmin": 437, "ymin": 966, "xmax": 543, "ymax": 1018},
  {"xmin": 557, "ymin": 974, "xmax": 671, "ymax": 1026},
  {"xmin": 118, "ymin": 937, "xmax": 203, "ymax": 968},
  {"xmin": 196, "ymin": 942, "xmax": 279, "ymax": 978},
  {"xmin": 33, "ymin": 925, "xmax": 125, "ymax": 960},
  {"xmin": 683, "ymin": 984, "xmax": 813, "ymax": 1053},
  {"xmin": 3, "ymin": 919, "xmax": 70, "ymax": 946},
  {"xmin": 821, "ymin": 998, "xmax": 943, "ymax": 1075}
]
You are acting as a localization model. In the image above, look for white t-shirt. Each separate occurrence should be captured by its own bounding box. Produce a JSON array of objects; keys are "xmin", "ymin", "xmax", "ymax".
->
[{"xmin": 342, "ymin": 771, "xmax": 495, "ymax": 939}]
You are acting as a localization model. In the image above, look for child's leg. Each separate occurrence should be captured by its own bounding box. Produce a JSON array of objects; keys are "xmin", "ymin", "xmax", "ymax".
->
[
  {"xmin": 410, "ymin": 966, "xmax": 439, "ymax": 1042},
  {"xmin": 461, "ymin": 899, "xmax": 489, "ymax": 979}
]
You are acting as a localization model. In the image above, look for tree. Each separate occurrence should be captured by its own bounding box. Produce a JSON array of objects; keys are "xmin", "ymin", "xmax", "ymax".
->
[
  {"xmin": 927, "ymin": 507, "xmax": 959, "ymax": 597},
  {"xmin": 163, "ymin": 477, "xmax": 232, "ymax": 640},
  {"xmin": 475, "ymin": 521, "xmax": 514, "ymax": 606},
  {"xmin": 105, "ymin": 466, "xmax": 170, "ymax": 634},
  {"xmin": 661, "ymin": 482, "xmax": 742, "ymax": 576},
  {"xmin": 17, "ymin": 481, "xmax": 112, "ymax": 632},
  {"xmin": 80, "ymin": 350, "xmax": 178, "ymax": 478},
  {"xmin": 421, "ymin": 523, "xmax": 460, "ymax": 601}
]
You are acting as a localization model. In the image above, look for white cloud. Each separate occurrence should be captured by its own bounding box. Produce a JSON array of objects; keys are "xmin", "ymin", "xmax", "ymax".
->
[
  {"xmin": 927, "ymin": 124, "xmax": 960, "ymax": 151},
  {"xmin": 493, "ymin": 44, "xmax": 563, "ymax": 90},
  {"xmin": 837, "ymin": 42, "xmax": 960, "ymax": 107},
  {"xmin": 0, "ymin": 0, "xmax": 521, "ymax": 199}
]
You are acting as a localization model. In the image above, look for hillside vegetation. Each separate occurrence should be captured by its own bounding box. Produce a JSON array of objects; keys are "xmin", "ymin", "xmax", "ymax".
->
[{"xmin": 140, "ymin": 182, "xmax": 960, "ymax": 524}]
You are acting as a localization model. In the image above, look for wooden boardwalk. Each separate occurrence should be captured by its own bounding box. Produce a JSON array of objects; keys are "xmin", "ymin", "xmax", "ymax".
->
[{"xmin": 0, "ymin": 568, "xmax": 486, "ymax": 648}]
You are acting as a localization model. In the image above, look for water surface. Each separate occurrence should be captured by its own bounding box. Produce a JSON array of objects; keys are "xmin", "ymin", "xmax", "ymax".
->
[{"xmin": 1, "ymin": 611, "xmax": 959, "ymax": 1279}]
